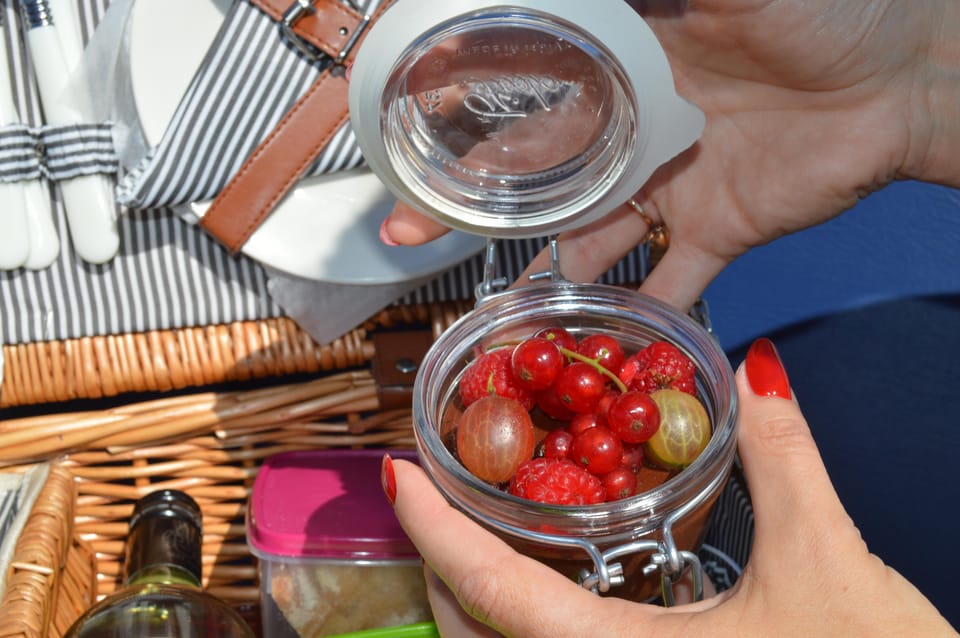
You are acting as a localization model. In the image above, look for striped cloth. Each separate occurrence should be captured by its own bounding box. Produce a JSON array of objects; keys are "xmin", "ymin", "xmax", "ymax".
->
[
  {"xmin": 0, "ymin": 0, "xmax": 653, "ymax": 347},
  {"xmin": 115, "ymin": 0, "xmax": 376, "ymax": 209},
  {"xmin": 0, "ymin": 0, "xmax": 281, "ymax": 345},
  {"xmin": 0, "ymin": 122, "xmax": 117, "ymax": 182}
]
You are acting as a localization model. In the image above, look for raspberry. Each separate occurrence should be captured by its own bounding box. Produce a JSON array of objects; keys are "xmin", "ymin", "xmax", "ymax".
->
[
  {"xmin": 618, "ymin": 341, "xmax": 696, "ymax": 395},
  {"xmin": 508, "ymin": 458, "xmax": 605, "ymax": 505},
  {"xmin": 459, "ymin": 348, "xmax": 535, "ymax": 410}
]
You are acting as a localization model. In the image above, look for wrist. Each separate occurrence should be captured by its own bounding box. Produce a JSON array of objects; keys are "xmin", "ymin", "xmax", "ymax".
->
[{"xmin": 902, "ymin": 0, "xmax": 960, "ymax": 187}]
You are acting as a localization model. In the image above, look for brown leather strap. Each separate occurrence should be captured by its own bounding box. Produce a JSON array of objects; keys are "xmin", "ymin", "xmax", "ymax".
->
[
  {"xmin": 255, "ymin": 0, "xmax": 366, "ymax": 57},
  {"xmin": 370, "ymin": 330, "xmax": 434, "ymax": 410},
  {"xmin": 200, "ymin": 0, "xmax": 385, "ymax": 253}
]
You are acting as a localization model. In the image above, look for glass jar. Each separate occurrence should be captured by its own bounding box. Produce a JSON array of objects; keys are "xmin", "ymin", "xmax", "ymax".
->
[{"xmin": 412, "ymin": 282, "xmax": 738, "ymax": 603}]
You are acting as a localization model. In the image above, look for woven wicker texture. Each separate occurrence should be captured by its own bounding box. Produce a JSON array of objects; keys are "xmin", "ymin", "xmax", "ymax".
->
[
  {"xmin": 0, "ymin": 466, "xmax": 97, "ymax": 638},
  {"xmin": 0, "ymin": 299, "xmax": 476, "ymax": 637},
  {"xmin": 0, "ymin": 301, "xmax": 474, "ymax": 408}
]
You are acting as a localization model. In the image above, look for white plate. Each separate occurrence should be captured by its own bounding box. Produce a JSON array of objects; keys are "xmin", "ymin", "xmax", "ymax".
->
[{"xmin": 127, "ymin": 0, "xmax": 483, "ymax": 284}]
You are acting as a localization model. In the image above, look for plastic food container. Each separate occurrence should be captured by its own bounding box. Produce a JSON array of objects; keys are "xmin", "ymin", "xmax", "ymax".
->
[
  {"xmin": 248, "ymin": 450, "xmax": 432, "ymax": 637},
  {"xmin": 412, "ymin": 283, "xmax": 739, "ymax": 603}
]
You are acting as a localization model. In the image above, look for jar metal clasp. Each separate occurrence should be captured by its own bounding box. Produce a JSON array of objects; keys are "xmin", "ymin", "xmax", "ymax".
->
[
  {"xmin": 474, "ymin": 464, "xmax": 725, "ymax": 606},
  {"xmin": 577, "ymin": 514, "xmax": 705, "ymax": 606},
  {"xmin": 472, "ymin": 506, "xmax": 704, "ymax": 607},
  {"xmin": 474, "ymin": 235, "xmax": 566, "ymax": 304}
]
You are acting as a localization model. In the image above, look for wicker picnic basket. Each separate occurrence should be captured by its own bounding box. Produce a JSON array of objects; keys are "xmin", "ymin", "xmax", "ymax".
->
[{"xmin": 0, "ymin": 299, "xmax": 476, "ymax": 636}]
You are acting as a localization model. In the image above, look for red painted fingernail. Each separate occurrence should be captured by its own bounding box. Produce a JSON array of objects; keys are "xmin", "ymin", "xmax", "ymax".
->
[
  {"xmin": 379, "ymin": 218, "xmax": 400, "ymax": 246},
  {"xmin": 745, "ymin": 338, "xmax": 792, "ymax": 399},
  {"xmin": 381, "ymin": 454, "xmax": 397, "ymax": 505}
]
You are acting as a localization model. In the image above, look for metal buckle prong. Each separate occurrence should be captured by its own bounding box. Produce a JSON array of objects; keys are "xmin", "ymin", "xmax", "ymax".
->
[
  {"xmin": 335, "ymin": 12, "xmax": 371, "ymax": 64},
  {"xmin": 281, "ymin": 0, "xmax": 372, "ymax": 65}
]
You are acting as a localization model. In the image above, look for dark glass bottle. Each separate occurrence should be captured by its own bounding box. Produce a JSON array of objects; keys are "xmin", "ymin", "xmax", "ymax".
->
[{"xmin": 63, "ymin": 490, "xmax": 255, "ymax": 637}]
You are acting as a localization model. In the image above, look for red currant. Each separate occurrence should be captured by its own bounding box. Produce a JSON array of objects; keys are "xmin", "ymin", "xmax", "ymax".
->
[
  {"xmin": 570, "ymin": 426, "xmax": 623, "ymax": 475},
  {"xmin": 619, "ymin": 442, "xmax": 645, "ymax": 473},
  {"xmin": 536, "ymin": 388, "xmax": 576, "ymax": 421},
  {"xmin": 601, "ymin": 466, "xmax": 638, "ymax": 501},
  {"xmin": 539, "ymin": 428, "xmax": 574, "ymax": 460},
  {"xmin": 554, "ymin": 362, "xmax": 606, "ymax": 414},
  {"xmin": 568, "ymin": 411, "xmax": 603, "ymax": 436},
  {"xmin": 595, "ymin": 389, "xmax": 619, "ymax": 423},
  {"xmin": 533, "ymin": 326, "xmax": 577, "ymax": 354},
  {"xmin": 511, "ymin": 337, "xmax": 564, "ymax": 391},
  {"xmin": 576, "ymin": 334, "xmax": 625, "ymax": 375},
  {"xmin": 607, "ymin": 391, "xmax": 661, "ymax": 443}
]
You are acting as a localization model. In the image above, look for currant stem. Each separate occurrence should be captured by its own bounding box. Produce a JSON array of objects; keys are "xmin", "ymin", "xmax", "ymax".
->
[{"xmin": 558, "ymin": 347, "xmax": 628, "ymax": 393}]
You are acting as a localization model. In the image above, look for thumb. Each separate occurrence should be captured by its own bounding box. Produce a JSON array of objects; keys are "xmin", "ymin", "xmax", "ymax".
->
[{"xmin": 735, "ymin": 338, "xmax": 860, "ymax": 568}]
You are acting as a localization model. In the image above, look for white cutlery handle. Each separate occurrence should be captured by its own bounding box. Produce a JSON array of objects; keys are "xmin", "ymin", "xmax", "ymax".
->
[
  {"xmin": 58, "ymin": 174, "xmax": 119, "ymax": 263},
  {"xmin": 1, "ymin": 7, "xmax": 56, "ymax": 269},
  {"xmin": 22, "ymin": 179, "xmax": 61, "ymax": 269},
  {"xmin": 47, "ymin": 0, "xmax": 84, "ymax": 64},
  {"xmin": 24, "ymin": 22, "xmax": 119, "ymax": 264},
  {"xmin": 0, "ymin": 183, "xmax": 30, "ymax": 269}
]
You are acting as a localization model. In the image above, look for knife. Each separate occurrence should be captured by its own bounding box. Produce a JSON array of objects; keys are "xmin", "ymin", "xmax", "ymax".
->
[
  {"xmin": 0, "ymin": 3, "xmax": 58, "ymax": 269},
  {"xmin": 20, "ymin": 0, "xmax": 119, "ymax": 264}
]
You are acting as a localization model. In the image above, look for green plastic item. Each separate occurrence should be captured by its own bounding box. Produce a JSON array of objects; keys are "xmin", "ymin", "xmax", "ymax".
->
[{"xmin": 328, "ymin": 622, "xmax": 440, "ymax": 638}]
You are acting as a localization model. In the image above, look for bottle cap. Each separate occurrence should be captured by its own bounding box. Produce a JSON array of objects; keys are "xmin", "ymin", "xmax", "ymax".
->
[{"xmin": 349, "ymin": 0, "xmax": 704, "ymax": 238}]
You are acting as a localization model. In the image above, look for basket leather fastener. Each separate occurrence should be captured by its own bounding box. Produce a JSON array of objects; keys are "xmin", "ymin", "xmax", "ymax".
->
[
  {"xmin": 200, "ymin": 0, "xmax": 386, "ymax": 254},
  {"xmin": 370, "ymin": 330, "xmax": 434, "ymax": 411}
]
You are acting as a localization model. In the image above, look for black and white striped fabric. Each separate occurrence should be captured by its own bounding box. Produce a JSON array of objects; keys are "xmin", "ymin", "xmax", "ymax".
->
[
  {"xmin": 115, "ymin": 0, "xmax": 377, "ymax": 210},
  {"xmin": 0, "ymin": 476, "xmax": 25, "ymax": 546},
  {"xmin": 0, "ymin": 0, "xmax": 655, "ymax": 347},
  {"xmin": 0, "ymin": 0, "xmax": 282, "ymax": 345},
  {"xmin": 0, "ymin": 122, "xmax": 117, "ymax": 182}
]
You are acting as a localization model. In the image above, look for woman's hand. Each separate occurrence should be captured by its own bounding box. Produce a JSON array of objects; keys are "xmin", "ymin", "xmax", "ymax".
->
[
  {"xmin": 382, "ymin": 338, "xmax": 957, "ymax": 636},
  {"xmin": 380, "ymin": 0, "xmax": 960, "ymax": 310}
]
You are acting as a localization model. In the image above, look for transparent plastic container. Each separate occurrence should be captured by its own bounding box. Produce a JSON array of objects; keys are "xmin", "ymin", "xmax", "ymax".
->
[
  {"xmin": 411, "ymin": 283, "xmax": 738, "ymax": 603},
  {"xmin": 248, "ymin": 450, "xmax": 432, "ymax": 637}
]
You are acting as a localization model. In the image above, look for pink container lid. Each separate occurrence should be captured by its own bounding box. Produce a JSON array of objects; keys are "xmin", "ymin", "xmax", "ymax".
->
[{"xmin": 248, "ymin": 449, "xmax": 420, "ymax": 561}]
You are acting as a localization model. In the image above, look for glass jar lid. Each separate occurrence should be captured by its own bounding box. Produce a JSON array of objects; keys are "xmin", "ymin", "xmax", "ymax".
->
[{"xmin": 349, "ymin": 0, "xmax": 704, "ymax": 238}]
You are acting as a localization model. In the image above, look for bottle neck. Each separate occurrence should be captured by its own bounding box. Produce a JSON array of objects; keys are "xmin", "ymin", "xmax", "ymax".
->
[{"xmin": 124, "ymin": 508, "xmax": 204, "ymax": 587}]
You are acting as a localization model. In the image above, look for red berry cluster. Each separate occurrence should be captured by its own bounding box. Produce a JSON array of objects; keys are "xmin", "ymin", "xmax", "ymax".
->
[{"xmin": 453, "ymin": 327, "xmax": 702, "ymax": 506}]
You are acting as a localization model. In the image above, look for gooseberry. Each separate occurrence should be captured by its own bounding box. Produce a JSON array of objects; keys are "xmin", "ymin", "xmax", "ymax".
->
[
  {"xmin": 645, "ymin": 389, "xmax": 711, "ymax": 469},
  {"xmin": 456, "ymin": 395, "xmax": 536, "ymax": 483}
]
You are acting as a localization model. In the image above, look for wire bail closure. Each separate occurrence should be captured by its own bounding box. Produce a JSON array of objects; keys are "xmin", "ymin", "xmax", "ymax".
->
[
  {"xmin": 474, "ymin": 235, "xmax": 566, "ymax": 304},
  {"xmin": 577, "ymin": 510, "xmax": 704, "ymax": 606}
]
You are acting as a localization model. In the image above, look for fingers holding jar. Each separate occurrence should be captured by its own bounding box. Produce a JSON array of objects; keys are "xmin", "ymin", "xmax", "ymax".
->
[{"xmin": 388, "ymin": 458, "xmax": 624, "ymax": 638}]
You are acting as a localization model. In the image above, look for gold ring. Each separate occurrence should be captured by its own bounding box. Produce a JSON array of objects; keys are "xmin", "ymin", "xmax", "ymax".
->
[
  {"xmin": 627, "ymin": 198, "xmax": 666, "ymax": 245},
  {"xmin": 626, "ymin": 198, "xmax": 652, "ymax": 226}
]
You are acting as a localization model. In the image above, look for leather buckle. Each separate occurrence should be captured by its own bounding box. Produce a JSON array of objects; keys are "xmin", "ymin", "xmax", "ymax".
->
[{"xmin": 281, "ymin": 0, "xmax": 372, "ymax": 64}]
